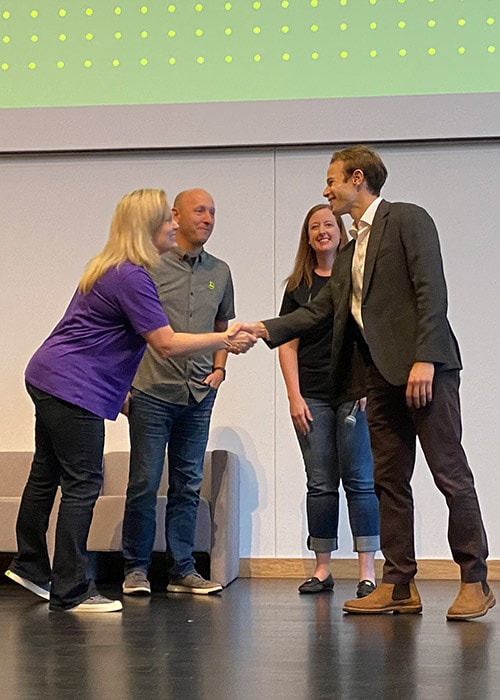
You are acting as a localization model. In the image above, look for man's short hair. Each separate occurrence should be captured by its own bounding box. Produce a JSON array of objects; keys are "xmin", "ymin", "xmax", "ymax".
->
[{"xmin": 331, "ymin": 145, "xmax": 388, "ymax": 196}]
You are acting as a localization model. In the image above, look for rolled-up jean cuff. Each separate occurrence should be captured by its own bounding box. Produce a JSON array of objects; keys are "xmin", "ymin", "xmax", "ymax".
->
[
  {"xmin": 353, "ymin": 535, "xmax": 380, "ymax": 553},
  {"xmin": 308, "ymin": 536, "xmax": 337, "ymax": 554}
]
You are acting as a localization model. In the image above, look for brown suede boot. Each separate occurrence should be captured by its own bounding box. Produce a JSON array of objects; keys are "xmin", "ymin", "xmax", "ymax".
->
[
  {"xmin": 446, "ymin": 582, "xmax": 496, "ymax": 621},
  {"xmin": 343, "ymin": 580, "xmax": 422, "ymax": 614}
]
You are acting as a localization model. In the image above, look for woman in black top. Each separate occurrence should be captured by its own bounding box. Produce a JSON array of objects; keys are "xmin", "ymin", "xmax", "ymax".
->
[{"xmin": 278, "ymin": 204, "xmax": 379, "ymax": 596}]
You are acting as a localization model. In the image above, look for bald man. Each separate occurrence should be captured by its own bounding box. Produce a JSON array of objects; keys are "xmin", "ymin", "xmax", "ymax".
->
[{"xmin": 122, "ymin": 189, "xmax": 235, "ymax": 595}]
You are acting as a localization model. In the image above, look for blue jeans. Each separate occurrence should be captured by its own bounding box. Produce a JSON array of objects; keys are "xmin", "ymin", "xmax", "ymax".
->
[
  {"xmin": 122, "ymin": 388, "xmax": 216, "ymax": 578},
  {"xmin": 10, "ymin": 383, "xmax": 102, "ymax": 610},
  {"xmin": 296, "ymin": 398, "xmax": 380, "ymax": 554}
]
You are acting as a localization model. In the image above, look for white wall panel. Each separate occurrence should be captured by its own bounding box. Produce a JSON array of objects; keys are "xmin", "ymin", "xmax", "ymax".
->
[
  {"xmin": 1, "ymin": 141, "xmax": 499, "ymax": 562},
  {"xmin": 0, "ymin": 150, "xmax": 276, "ymax": 558}
]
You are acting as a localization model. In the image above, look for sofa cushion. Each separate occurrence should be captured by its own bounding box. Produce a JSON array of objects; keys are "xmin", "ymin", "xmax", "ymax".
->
[{"xmin": 87, "ymin": 494, "xmax": 212, "ymax": 554}]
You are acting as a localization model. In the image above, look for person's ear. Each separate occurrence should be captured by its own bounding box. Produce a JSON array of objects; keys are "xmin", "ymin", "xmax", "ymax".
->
[{"xmin": 351, "ymin": 169, "xmax": 364, "ymax": 186}]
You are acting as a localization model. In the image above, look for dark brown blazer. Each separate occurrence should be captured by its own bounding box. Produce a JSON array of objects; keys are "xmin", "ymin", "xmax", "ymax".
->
[{"xmin": 265, "ymin": 200, "xmax": 462, "ymax": 403}]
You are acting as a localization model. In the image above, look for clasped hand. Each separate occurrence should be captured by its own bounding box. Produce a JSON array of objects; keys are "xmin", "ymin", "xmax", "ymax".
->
[{"xmin": 224, "ymin": 324, "xmax": 259, "ymax": 354}]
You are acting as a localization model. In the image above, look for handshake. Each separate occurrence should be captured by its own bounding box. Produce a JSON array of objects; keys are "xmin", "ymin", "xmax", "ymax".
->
[{"xmin": 223, "ymin": 322, "xmax": 270, "ymax": 354}]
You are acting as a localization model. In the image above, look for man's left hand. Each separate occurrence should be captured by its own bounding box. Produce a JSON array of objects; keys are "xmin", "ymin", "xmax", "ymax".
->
[
  {"xmin": 406, "ymin": 362, "xmax": 434, "ymax": 408},
  {"xmin": 204, "ymin": 369, "xmax": 225, "ymax": 389},
  {"xmin": 119, "ymin": 392, "xmax": 131, "ymax": 417}
]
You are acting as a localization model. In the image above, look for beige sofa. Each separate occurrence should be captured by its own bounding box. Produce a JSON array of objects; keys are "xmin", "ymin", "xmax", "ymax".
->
[{"xmin": 0, "ymin": 449, "xmax": 240, "ymax": 587}]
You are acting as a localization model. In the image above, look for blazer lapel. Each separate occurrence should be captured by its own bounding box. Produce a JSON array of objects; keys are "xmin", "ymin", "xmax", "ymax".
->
[{"xmin": 362, "ymin": 199, "xmax": 390, "ymax": 300}]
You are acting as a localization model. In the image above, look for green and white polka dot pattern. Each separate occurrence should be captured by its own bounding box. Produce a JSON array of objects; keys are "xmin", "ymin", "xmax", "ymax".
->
[{"xmin": 0, "ymin": 0, "xmax": 498, "ymax": 107}]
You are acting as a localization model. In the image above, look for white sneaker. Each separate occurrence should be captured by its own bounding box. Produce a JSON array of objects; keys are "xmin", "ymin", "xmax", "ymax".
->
[
  {"xmin": 68, "ymin": 595, "xmax": 123, "ymax": 613},
  {"xmin": 5, "ymin": 569, "xmax": 50, "ymax": 601}
]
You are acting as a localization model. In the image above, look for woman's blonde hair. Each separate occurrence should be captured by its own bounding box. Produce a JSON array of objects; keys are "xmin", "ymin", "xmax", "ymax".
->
[
  {"xmin": 285, "ymin": 204, "xmax": 348, "ymax": 292},
  {"xmin": 78, "ymin": 188, "xmax": 169, "ymax": 294}
]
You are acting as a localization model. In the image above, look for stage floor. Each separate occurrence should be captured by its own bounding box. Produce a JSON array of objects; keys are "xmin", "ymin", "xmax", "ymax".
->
[{"xmin": 1, "ymin": 578, "xmax": 498, "ymax": 699}]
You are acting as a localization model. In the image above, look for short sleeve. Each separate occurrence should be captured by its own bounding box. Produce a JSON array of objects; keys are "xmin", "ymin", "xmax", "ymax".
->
[
  {"xmin": 215, "ymin": 267, "xmax": 236, "ymax": 322},
  {"xmin": 117, "ymin": 266, "xmax": 169, "ymax": 335},
  {"xmin": 279, "ymin": 289, "xmax": 300, "ymax": 317}
]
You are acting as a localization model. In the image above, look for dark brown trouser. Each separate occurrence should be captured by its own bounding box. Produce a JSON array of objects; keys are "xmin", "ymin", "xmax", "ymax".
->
[{"xmin": 365, "ymin": 364, "xmax": 488, "ymax": 584}]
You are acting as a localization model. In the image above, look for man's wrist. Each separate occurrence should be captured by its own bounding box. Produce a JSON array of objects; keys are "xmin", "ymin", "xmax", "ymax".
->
[
  {"xmin": 212, "ymin": 366, "xmax": 226, "ymax": 380},
  {"xmin": 256, "ymin": 322, "xmax": 270, "ymax": 340}
]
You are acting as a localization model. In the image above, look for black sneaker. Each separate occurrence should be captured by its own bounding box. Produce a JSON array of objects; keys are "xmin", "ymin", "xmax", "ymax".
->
[
  {"xmin": 298, "ymin": 573, "xmax": 334, "ymax": 594},
  {"xmin": 356, "ymin": 580, "xmax": 377, "ymax": 598}
]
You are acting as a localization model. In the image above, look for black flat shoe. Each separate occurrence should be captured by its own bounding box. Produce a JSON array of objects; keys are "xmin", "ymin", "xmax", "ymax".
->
[
  {"xmin": 298, "ymin": 573, "xmax": 334, "ymax": 594},
  {"xmin": 356, "ymin": 579, "xmax": 377, "ymax": 598}
]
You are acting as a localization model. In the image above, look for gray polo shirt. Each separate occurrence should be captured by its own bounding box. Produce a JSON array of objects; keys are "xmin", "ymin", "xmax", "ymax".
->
[{"xmin": 132, "ymin": 247, "xmax": 235, "ymax": 405}]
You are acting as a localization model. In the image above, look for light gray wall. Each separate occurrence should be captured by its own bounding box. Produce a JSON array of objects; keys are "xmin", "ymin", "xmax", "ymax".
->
[
  {"xmin": 3, "ymin": 94, "xmax": 500, "ymax": 151},
  {"xmin": 1, "ymin": 141, "xmax": 498, "ymax": 561}
]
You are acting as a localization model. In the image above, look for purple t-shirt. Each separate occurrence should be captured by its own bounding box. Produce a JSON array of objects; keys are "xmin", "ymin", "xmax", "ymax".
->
[{"xmin": 25, "ymin": 262, "xmax": 168, "ymax": 420}]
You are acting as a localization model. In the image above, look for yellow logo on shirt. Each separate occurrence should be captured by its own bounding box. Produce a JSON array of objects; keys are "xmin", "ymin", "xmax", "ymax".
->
[{"xmin": 208, "ymin": 281, "xmax": 215, "ymax": 290}]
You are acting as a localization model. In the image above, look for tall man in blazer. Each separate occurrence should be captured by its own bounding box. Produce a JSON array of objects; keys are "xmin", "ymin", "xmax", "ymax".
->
[{"xmin": 251, "ymin": 146, "xmax": 494, "ymax": 621}]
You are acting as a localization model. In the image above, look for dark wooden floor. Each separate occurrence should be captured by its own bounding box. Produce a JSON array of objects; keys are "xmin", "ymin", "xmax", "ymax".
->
[{"xmin": 0, "ymin": 578, "xmax": 498, "ymax": 700}]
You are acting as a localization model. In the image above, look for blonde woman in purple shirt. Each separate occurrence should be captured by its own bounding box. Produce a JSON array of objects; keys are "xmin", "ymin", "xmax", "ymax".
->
[{"xmin": 5, "ymin": 189, "xmax": 255, "ymax": 613}]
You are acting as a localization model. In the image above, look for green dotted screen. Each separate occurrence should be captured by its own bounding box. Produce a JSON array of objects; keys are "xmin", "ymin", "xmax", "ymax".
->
[{"xmin": 1, "ymin": 0, "xmax": 498, "ymax": 108}]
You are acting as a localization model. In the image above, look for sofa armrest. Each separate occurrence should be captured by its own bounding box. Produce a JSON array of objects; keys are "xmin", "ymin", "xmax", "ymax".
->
[
  {"xmin": 0, "ymin": 452, "xmax": 60, "ymax": 557},
  {"xmin": 202, "ymin": 450, "xmax": 240, "ymax": 587}
]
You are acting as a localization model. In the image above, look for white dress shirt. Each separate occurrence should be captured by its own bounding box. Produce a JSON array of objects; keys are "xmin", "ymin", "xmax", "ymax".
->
[{"xmin": 350, "ymin": 197, "xmax": 382, "ymax": 331}]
